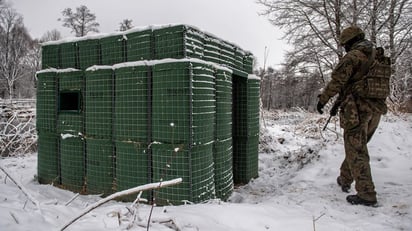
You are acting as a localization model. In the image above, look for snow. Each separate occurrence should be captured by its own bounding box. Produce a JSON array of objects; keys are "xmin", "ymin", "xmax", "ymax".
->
[
  {"xmin": 36, "ymin": 68, "xmax": 80, "ymax": 75},
  {"xmin": 86, "ymin": 65, "xmax": 114, "ymax": 72},
  {"xmin": 40, "ymin": 23, "xmax": 249, "ymax": 54},
  {"xmin": 1, "ymin": 111, "xmax": 411, "ymax": 231},
  {"xmin": 60, "ymin": 133, "xmax": 77, "ymax": 140},
  {"xmin": 248, "ymin": 74, "xmax": 261, "ymax": 80},
  {"xmin": 41, "ymin": 32, "xmax": 124, "ymax": 46},
  {"xmin": 111, "ymin": 57, "xmax": 233, "ymax": 73}
]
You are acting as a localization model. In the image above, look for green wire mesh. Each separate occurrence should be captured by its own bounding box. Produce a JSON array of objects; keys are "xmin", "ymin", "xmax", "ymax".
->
[
  {"xmin": 77, "ymin": 39, "xmax": 101, "ymax": 70},
  {"xmin": 85, "ymin": 67, "xmax": 113, "ymax": 139},
  {"xmin": 60, "ymin": 42, "xmax": 77, "ymax": 69},
  {"xmin": 115, "ymin": 141, "xmax": 150, "ymax": 201},
  {"xmin": 152, "ymin": 142, "xmax": 215, "ymax": 205},
  {"xmin": 41, "ymin": 44, "xmax": 60, "ymax": 69},
  {"xmin": 36, "ymin": 70, "xmax": 57, "ymax": 132},
  {"xmin": 125, "ymin": 28, "xmax": 153, "ymax": 61},
  {"xmin": 37, "ymin": 24, "xmax": 259, "ymax": 204},
  {"xmin": 57, "ymin": 70, "xmax": 83, "ymax": 136},
  {"xmin": 86, "ymin": 138, "xmax": 114, "ymax": 195},
  {"xmin": 37, "ymin": 130, "xmax": 59, "ymax": 184},
  {"xmin": 114, "ymin": 64, "xmax": 149, "ymax": 142},
  {"xmin": 60, "ymin": 136, "xmax": 85, "ymax": 192},
  {"xmin": 154, "ymin": 25, "xmax": 205, "ymax": 60},
  {"xmin": 152, "ymin": 61, "xmax": 215, "ymax": 145},
  {"xmin": 100, "ymin": 34, "xmax": 126, "ymax": 65}
]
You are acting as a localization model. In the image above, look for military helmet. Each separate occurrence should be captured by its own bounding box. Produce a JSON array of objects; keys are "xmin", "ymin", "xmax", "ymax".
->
[{"xmin": 339, "ymin": 26, "xmax": 365, "ymax": 45}]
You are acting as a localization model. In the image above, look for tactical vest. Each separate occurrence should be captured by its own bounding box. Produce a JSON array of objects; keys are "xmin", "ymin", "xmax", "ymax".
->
[{"xmin": 353, "ymin": 49, "xmax": 392, "ymax": 99}]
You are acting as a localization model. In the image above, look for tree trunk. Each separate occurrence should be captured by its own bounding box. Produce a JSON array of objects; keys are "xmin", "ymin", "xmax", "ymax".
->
[{"xmin": 370, "ymin": 0, "xmax": 378, "ymax": 44}]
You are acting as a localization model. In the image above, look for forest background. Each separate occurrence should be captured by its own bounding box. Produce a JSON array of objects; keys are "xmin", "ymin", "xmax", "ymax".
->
[{"xmin": 1, "ymin": 0, "xmax": 411, "ymax": 111}]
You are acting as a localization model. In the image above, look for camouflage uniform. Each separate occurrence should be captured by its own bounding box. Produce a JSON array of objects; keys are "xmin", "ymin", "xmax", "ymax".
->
[
  {"xmin": 318, "ymin": 38, "xmax": 387, "ymax": 202},
  {"xmin": 376, "ymin": 47, "xmax": 391, "ymax": 66}
]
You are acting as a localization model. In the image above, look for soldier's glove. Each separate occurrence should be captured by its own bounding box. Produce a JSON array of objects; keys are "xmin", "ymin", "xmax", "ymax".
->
[
  {"xmin": 330, "ymin": 104, "xmax": 339, "ymax": 117},
  {"xmin": 316, "ymin": 101, "xmax": 324, "ymax": 114}
]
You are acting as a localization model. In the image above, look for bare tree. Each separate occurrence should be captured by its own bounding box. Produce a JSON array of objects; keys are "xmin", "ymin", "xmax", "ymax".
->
[
  {"xmin": 40, "ymin": 29, "xmax": 62, "ymax": 42},
  {"xmin": 60, "ymin": 5, "xmax": 99, "ymax": 37},
  {"xmin": 0, "ymin": 6, "xmax": 32, "ymax": 99},
  {"xmin": 119, "ymin": 19, "xmax": 133, "ymax": 31},
  {"xmin": 23, "ymin": 39, "xmax": 41, "ymax": 97},
  {"xmin": 258, "ymin": 0, "xmax": 412, "ymax": 111},
  {"xmin": 257, "ymin": 0, "xmax": 412, "ymax": 73},
  {"xmin": 257, "ymin": 0, "xmax": 346, "ymax": 84},
  {"xmin": 370, "ymin": 0, "xmax": 412, "ymax": 110}
]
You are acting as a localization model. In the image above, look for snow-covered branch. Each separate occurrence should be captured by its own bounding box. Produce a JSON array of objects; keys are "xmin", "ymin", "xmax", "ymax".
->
[
  {"xmin": 0, "ymin": 99, "xmax": 36, "ymax": 156},
  {"xmin": 0, "ymin": 164, "xmax": 41, "ymax": 211},
  {"xmin": 60, "ymin": 178, "xmax": 183, "ymax": 231}
]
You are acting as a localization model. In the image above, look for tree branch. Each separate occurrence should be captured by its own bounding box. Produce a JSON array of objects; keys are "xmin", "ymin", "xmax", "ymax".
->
[
  {"xmin": 0, "ymin": 164, "xmax": 41, "ymax": 211},
  {"xmin": 60, "ymin": 178, "xmax": 183, "ymax": 231}
]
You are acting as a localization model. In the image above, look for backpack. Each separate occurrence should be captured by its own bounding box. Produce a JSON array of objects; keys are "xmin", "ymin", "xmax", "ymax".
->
[{"xmin": 353, "ymin": 48, "xmax": 392, "ymax": 99}]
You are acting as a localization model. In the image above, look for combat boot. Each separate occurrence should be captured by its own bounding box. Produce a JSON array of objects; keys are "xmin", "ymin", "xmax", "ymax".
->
[
  {"xmin": 346, "ymin": 195, "xmax": 377, "ymax": 206},
  {"xmin": 337, "ymin": 176, "xmax": 350, "ymax": 193}
]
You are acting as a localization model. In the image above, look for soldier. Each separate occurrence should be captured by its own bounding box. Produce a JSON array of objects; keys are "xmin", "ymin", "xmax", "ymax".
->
[{"xmin": 317, "ymin": 26, "xmax": 388, "ymax": 206}]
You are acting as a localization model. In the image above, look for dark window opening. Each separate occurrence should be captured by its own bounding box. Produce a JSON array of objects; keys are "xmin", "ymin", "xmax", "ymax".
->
[{"xmin": 59, "ymin": 91, "xmax": 81, "ymax": 112}]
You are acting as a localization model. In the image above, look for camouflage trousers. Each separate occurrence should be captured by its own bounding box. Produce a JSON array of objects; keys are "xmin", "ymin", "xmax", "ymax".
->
[{"xmin": 339, "ymin": 98, "xmax": 381, "ymax": 201}]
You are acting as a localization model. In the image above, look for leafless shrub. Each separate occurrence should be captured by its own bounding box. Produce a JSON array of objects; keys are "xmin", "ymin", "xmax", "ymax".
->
[{"xmin": 0, "ymin": 99, "xmax": 36, "ymax": 156}]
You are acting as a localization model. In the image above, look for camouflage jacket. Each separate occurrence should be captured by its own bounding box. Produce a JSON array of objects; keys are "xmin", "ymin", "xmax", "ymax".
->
[{"xmin": 319, "ymin": 39, "xmax": 388, "ymax": 114}]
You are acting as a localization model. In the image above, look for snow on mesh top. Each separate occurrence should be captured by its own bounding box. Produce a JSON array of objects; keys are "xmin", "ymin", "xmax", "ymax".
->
[
  {"xmin": 248, "ymin": 74, "xmax": 261, "ymax": 80},
  {"xmin": 36, "ymin": 68, "xmax": 81, "ymax": 75},
  {"xmin": 85, "ymin": 65, "xmax": 114, "ymax": 72},
  {"xmin": 40, "ymin": 23, "xmax": 252, "ymax": 54},
  {"xmin": 112, "ymin": 58, "xmax": 233, "ymax": 73},
  {"xmin": 55, "ymin": 58, "xmax": 234, "ymax": 73},
  {"xmin": 41, "ymin": 31, "xmax": 124, "ymax": 46}
]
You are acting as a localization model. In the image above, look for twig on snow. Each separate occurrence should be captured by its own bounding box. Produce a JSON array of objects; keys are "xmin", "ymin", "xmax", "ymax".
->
[
  {"xmin": 325, "ymin": 127, "xmax": 340, "ymax": 141},
  {"xmin": 138, "ymin": 218, "xmax": 182, "ymax": 231},
  {"xmin": 9, "ymin": 211, "xmax": 19, "ymax": 224},
  {"xmin": 65, "ymin": 193, "xmax": 80, "ymax": 206},
  {"xmin": 155, "ymin": 218, "xmax": 181, "ymax": 231},
  {"xmin": 126, "ymin": 191, "xmax": 144, "ymax": 230},
  {"xmin": 312, "ymin": 213, "xmax": 325, "ymax": 231},
  {"xmin": 0, "ymin": 165, "xmax": 41, "ymax": 211},
  {"xmin": 60, "ymin": 178, "xmax": 182, "ymax": 231}
]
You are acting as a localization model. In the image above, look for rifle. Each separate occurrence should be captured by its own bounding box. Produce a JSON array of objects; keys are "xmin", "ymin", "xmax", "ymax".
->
[
  {"xmin": 322, "ymin": 48, "xmax": 377, "ymax": 131},
  {"xmin": 322, "ymin": 96, "xmax": 343, "ymax": 131}
]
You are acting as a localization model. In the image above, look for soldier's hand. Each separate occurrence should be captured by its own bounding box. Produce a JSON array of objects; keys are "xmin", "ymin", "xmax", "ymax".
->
[
  {"xmin": 330, "ymin": 105, "xmax": 339, "ymax": 116},
  {"xmin": 316, "ymin": 101, "xmax": 324, "ymax": 114}
]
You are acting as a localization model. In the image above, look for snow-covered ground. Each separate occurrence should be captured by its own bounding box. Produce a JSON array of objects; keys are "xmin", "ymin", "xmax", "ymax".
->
[{"xmin": 1, "ymin": 111, "xmax": 411, "ymax": 231}]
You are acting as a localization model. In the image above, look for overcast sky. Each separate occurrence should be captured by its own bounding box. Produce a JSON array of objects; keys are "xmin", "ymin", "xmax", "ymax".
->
[{"xmin": 9, "ymin": 0, "xmax": 288, "ymax": 68}]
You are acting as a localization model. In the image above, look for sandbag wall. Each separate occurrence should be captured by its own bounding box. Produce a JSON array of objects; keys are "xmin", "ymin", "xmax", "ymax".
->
[{"xmin": 37, "ymin": 24, "xmax": 259, "ymax": 205}]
